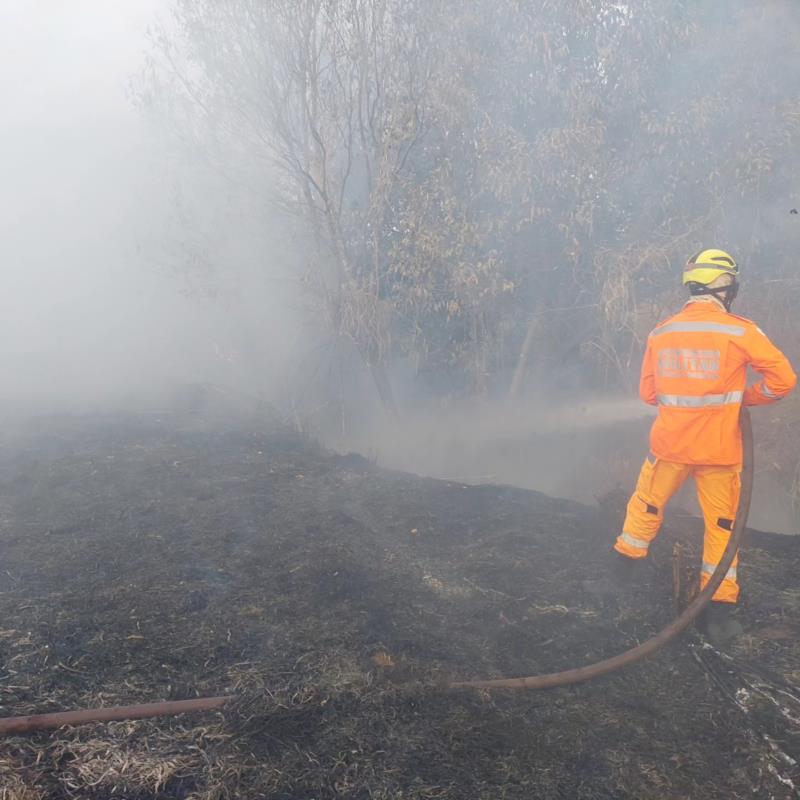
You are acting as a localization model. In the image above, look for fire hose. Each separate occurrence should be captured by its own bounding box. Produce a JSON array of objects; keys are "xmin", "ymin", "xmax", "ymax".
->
[
  {"xmin": 449, "ymin": 407, "xmax": 754, "ymax": 689},
  {"xmin": 0, "ymin": 697, "xmax": 230, "ymax": 736},
  {"xmin": 0, "ymin": 411, "xmax": 753, "ymax": 734}
]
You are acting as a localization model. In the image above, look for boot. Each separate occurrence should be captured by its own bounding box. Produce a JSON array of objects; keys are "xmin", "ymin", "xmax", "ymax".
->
[
  {"xmin": 697, "ymin": 601, "xmax": 743, "ymax": 647},
  {"xmin": 583, "ymin": 551, "xmax": 639, "ymax": 597}
]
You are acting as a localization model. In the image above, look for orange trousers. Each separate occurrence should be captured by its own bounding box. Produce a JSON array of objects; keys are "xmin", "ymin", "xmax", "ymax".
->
[{"xmin": 614, "ymin": 456, "xmax": 741, "ymax": 603}]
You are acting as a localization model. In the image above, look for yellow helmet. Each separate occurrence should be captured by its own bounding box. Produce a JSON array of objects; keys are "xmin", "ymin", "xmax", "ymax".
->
[{"xmin": 682, "ymin": 249, "xmax": 738, "ymax": 286}]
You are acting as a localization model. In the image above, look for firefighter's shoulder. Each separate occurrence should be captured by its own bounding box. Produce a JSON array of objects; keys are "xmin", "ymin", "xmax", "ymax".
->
[
  {"xmin": 726, "ymin": 312, "xmax": 765, "ymax": 335},
  {"xmin": 648, "ymin": 313, "xmax": 680, "ymax": 336}
]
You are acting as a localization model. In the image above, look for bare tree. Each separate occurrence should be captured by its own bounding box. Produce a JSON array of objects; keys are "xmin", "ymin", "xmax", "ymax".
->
[
  {"xmin": 141, "ymin": 0, "xmax": 800, "ymax": 407},
  {"xmin": 144, "ymin": 0, "xmax": 442, "ymax": 411}
]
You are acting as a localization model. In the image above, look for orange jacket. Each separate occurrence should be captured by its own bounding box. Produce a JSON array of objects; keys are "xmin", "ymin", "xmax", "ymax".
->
[{"xmin": 640, "ymin": 301, "xmax": 796, "ymax": 465}]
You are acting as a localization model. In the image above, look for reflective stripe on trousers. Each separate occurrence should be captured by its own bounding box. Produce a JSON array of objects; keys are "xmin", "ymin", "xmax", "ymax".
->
[
  {"xmin": 619, "ymin": 531, "xmax": 650, "ymax": 551},
  {"xmin": 701, "ymin": 561, "xmax": 737, "ymax": 581}
]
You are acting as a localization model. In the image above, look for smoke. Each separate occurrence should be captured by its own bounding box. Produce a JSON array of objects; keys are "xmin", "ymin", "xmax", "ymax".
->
[
  {"xmin": 332, "ymin": 395, "xmax": 654, "ymax": 502},
  {"xmin": 1, "ymin": 1, "xmax": 798, "ymax": 535},
  {"xmin": 0, "ymin": 0, "xmax": 298, "ymax": 419}
]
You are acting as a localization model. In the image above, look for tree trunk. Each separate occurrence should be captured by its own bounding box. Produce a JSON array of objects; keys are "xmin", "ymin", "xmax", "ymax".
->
[
  {"xmin": 370, "ymin": 361, "xmax": 398, "ymax": 415},
  {"xmin": 508, "ymin": 314, "xmax": 544, "ymax": 400}
]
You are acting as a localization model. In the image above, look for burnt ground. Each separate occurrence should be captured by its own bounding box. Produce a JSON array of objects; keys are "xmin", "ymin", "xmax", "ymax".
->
[{"xmin": 0, "ymin": 414, "xmax": 798, "ymax": 799}]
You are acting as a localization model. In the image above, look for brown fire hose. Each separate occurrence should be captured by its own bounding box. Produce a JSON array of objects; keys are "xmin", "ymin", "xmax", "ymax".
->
[
  {"xmin": 449, "ymin": 407, "xmax": 754, "ymax": 690},
  {"xmin": 0, "ymin": 696, "xmax": 231, "ymax": 737},
  {"xmin": 0, "ymin": 411, "xmax": 754, "ymax": 733}
]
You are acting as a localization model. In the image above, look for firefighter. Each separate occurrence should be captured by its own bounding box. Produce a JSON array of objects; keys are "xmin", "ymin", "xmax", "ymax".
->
[{"xmin": 592, "ymin": 249, "xmax": 796, "ymax": 645}]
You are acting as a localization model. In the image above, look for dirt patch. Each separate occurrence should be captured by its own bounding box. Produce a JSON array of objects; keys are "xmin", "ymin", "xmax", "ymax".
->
[{"xmin": 0, "ymin": 414, "xmax": 798, "ymax": 798}]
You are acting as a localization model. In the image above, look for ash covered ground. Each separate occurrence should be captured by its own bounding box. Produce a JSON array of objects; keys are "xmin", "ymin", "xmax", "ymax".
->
[{"xmin": 0, "ymin": 415, "xmax": 798, "ymax": 799}]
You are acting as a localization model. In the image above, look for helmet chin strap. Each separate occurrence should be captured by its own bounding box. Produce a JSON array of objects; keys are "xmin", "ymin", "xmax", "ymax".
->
[{"xmin": 688, "ymin": 281, "xmax": 739, "ymax": 311}]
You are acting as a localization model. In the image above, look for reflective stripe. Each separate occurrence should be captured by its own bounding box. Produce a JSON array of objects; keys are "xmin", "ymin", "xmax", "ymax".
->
[
  {"xmin": 761, "ymin": 383, "xmax": 777, "ymax": 398},
  {"xmin": 657, "ymin": 391, "xmax": 743, "ymax": 407},
  {"xmin": 619, "ymin": 531, "xmax": 650, "ymax": 550},
  {"xmin": 650, "ymin": 321, "xmax": 745, "ymax": 338},
  {"xmin": 702, "ymin": 561, "xmax": 737, "ymax": 581}
]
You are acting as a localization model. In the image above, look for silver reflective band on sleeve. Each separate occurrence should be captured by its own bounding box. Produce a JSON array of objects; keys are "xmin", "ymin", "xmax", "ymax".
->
[
  {"xmin": 650, "ymin": 322, "xmax": 746, "ymax": 337},
  {"xmin": 619, "ymin": 532, "xmax": 650, "ymax": 550},
  {"xmin": 761, "ymin": 383, "xmax": 777, "ymax": 398},
  {"xmin": 702, "ymin": 562, "xmax": 737, "ymax": 581},
  {"xmin": 657, "ymin": 391, "xmax": 743, "ymax": 407}
]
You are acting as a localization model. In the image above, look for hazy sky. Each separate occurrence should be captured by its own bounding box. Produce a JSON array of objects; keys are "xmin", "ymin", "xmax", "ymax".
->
[
  {"xmin": 1, "ymin": 1, "xmax": 294, "ymax": 413},
  {"xmin": 2, "ymin": 1, "xmax": 162, "ymax": 314}
]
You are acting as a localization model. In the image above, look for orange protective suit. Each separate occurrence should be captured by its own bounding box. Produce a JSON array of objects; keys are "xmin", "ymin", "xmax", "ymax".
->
[{"xmin": 615, "ymin": 300, "xmax": 796, "ymax": 602}]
